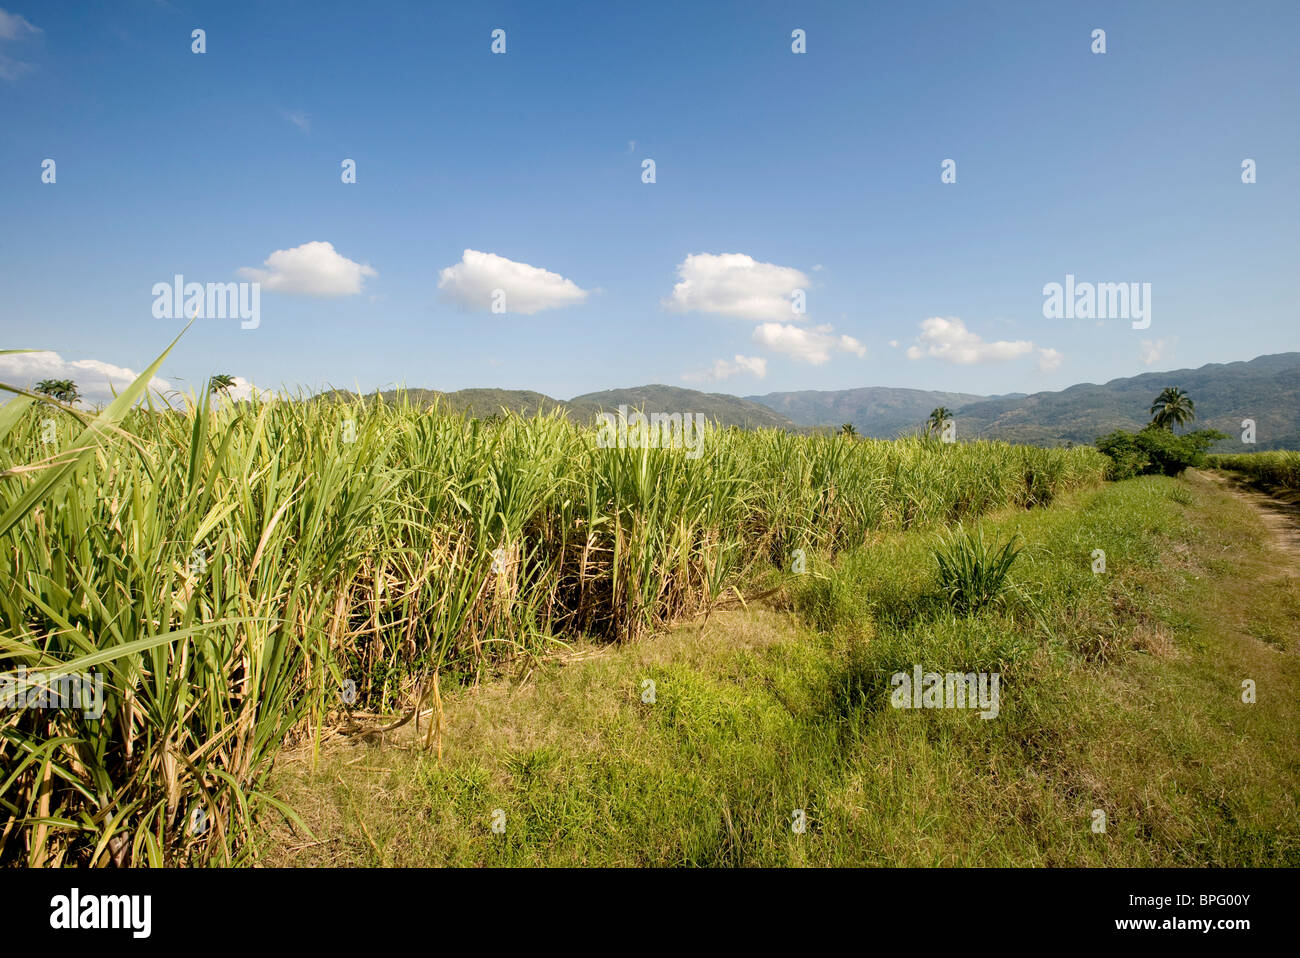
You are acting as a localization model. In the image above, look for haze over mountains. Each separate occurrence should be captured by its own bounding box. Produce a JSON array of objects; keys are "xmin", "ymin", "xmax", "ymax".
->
[
  {"xmin": 746, "ymin": 387, "xmax": 1021, "ymax": 440},
  {"xmin": 333, "ymin": 353, "xmax": 1300, "ymax": 451}
]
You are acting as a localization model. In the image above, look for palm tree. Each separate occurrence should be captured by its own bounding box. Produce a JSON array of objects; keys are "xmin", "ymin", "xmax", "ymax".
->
[
  {"xmin": 208, "ymin": 373, "xmax": 237, "ymax": 397},
  {"xmin": 1149, "ymin": 387, "xmax": 1195, "ymax": 431},
  {"xmin": 927, "ymin": 406, "xmax": 953, "ymax": 436},
  {"xmin": 840, "ymin": 423, "xmax": 858, "ymax": 439},
  {"xmin": 34, "ymin": 379, "xmax": 80, "ymax": 404}
]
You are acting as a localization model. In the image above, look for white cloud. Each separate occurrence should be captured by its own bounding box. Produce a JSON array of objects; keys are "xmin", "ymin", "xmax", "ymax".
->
[
  {"xmin": 888, "ymin": 339, "xmax": 900, "ymax": 348},
  {"xmin": 1139, "ymin": 338, "xmax": 1167, "ymax": 367},
  {"xmin": 752, "ymin": 323, "xmax": 866, "ymax": 365},
  {"xmin": 664, "ymin": 253, "xmax": 810, "ymax": 321},
  {"xmin": 839, "ymin": 333, "xmax": 867, "ymax": 358},
  {"xmin": 0, "ymin": 350, "xmax": 171, "ymax": 405},
  {"xmin": 0, "ymin": 52, "xmax": 30, "ymax": 80},
  {"xmin": 904, "ymin": 317, "xmax": 1039, "ymax": 365},
  {"xmin": 682, "ymin": 354, "xmax": 768, "ymax": 383},
  {"xmin": 0, "ymin": 7, "xmax": 40, "ymax": 80},
  {"xmin": 437, "ymin": 249, "xmax": 589, "ymax": 314},
  {"xmin": 282, "ymin": 109, "xmax": 310, "ymax": 133},
  {"xmin": 239, "ymin": 241, "xmax": 376, "ymax": 297},
  {"xmin": 1036, "ymin": 347, "xmax": 1064, "ymax": 372},
  {"xmin": 0, "ymin": 9, "xmax": 40, "ymax": 40}
]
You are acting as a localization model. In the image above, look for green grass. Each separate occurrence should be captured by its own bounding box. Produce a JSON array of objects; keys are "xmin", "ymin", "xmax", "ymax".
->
[{"xmin": 256, "ymin": 473, "xmax": 1300, "ymax": 866}]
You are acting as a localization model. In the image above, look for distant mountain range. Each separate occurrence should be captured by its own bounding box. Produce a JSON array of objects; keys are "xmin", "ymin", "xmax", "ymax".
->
[
  {"xmin": 319, "ymin": 384, "xmax": 792, "ymax": 429},
  {"xmin": 940, "ymin": 353, "xmax": 1300, "ymax": 450},
  {"xmin": 745, "ymin": 386, "xmax": 1020, "ymax": 439},
  {"xmin": 324, "ymin": 352, "xmax": 1300, "ymax": 451},
  {"xmin": 753, "ymin": 352, "xmax": 1300, "ymax": 450}
]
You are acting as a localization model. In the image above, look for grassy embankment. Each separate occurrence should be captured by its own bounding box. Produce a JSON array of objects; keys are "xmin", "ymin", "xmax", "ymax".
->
[{"xmin": 258, "ymin": 471, "xmax": 1300, "ymax": 867}]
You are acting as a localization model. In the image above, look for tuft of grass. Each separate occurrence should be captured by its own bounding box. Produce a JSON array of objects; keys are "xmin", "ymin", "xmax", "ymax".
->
[{"xmin": 932, "ymin": 527, "xmax": 1022, "ymax": 614}]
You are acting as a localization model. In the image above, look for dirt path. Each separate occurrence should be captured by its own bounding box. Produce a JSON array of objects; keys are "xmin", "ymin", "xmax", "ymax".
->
[{"xmin": 1197, "ymin": 469, "xmax": 1300, "ymax": 563}]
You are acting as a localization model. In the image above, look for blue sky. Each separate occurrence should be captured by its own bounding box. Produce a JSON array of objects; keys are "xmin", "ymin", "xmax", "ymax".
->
[{"xmin": 1, "ymin": 0, "xmax": 1297, "ymax": 403}]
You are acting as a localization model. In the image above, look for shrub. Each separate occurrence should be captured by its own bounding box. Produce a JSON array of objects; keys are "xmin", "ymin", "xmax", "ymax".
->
[
  {"xmin": 1096, "ymin": 427, "xmax": 1226, "ymax": 479},
  {"xmin": 1095, "ymin": 430, "xmax": 1148, "ymax": 480}
]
